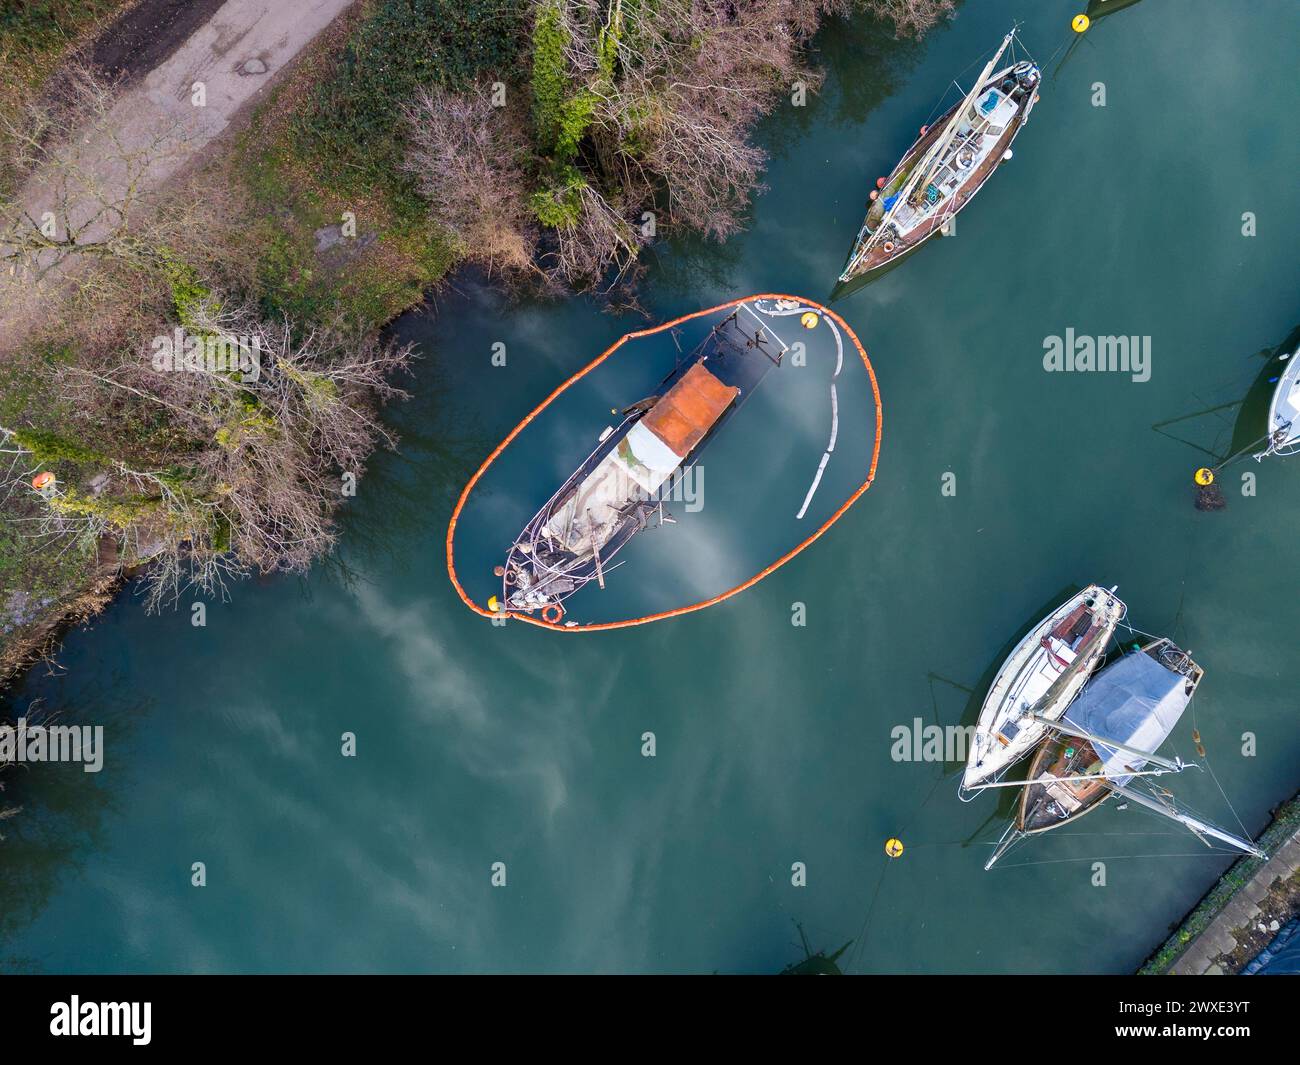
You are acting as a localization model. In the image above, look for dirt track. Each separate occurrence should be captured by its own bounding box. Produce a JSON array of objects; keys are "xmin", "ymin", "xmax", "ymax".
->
[{"xmin": 1, "ymin": 0, "xmax": 356, "ymax": 353}]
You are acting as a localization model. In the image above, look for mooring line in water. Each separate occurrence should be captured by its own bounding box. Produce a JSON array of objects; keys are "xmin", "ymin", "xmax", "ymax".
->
[
  {"xmin": 850, "ymin": 763, "xmax": 955, "ymax": 970},
  {"xmin": 445, "ymin": 294, "xmax": 882, "ymax": 632},
  {"xmin": 847, "ymin": 857, "xmax": 891, "ymax": 974}
]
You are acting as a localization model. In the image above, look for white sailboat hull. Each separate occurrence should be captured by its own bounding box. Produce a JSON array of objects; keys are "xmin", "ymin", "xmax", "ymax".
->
[
  {"xmin": 962, "ymin": 585, "xmax": 1126, "ymax": 791},
  {"xmin": 1257, "ymin": 349, "xmax": 1300, "ymax": 457}
]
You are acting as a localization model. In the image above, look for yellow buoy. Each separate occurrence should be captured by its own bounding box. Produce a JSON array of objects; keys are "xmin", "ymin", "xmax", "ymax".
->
[
  {"xmin": 1194, "ymin": 467, "xmax": 1215, "ymax": 486},
  {"xmin": 487, "ymin": 595, "xmax": 500, "ymax": 612},
  {"xmin": 800, "ymin": 311, "xmax": 819, "ymax": 330},
  {"xmin": 885, "ymin": 837, "xmax": 904, "ymax": 859},
  {"xmin": 1072, "ymin": 13, "xmax": 1090, "ymax": 32}
]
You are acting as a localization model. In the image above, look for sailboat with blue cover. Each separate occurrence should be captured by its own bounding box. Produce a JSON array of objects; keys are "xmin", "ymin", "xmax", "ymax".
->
[{"xmin": 983, "ymin": 638, "xmax": 1266, "ymax": 870}]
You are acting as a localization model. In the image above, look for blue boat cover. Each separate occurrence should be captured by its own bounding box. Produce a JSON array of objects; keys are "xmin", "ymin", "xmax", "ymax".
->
[{"xmin": 1063, "ymin": 651, "xmax": 1190, "ymax": 784}]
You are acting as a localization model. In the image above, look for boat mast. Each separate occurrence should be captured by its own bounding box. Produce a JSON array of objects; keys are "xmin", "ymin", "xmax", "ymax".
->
[
  {"xmin": 1029, "ymin": 712, "xmax": 1186, "ymax": 774},
  {"xmin": 964, "ymin": 764, "xmax": 1184, "ymax": 790},
  {"xmin": 1110, "ymin": 782, "xmax": 1266, "ymax": 858},
  {"xmin": 912, "ymin": 29, "xmax": 1015, "ymax": 198},
  {"xmin": 852, "ymin": 28, "xmax": 1015, "ymax": 269}
]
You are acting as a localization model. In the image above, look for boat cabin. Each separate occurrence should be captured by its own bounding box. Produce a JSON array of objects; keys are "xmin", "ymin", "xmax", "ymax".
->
[{"xmin": 542, "ymin": 362, "xmax": 738, "ymax": 554}]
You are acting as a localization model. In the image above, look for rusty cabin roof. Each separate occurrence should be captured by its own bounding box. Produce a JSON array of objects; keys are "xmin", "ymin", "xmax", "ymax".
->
[{"xmin": 641, "ymin": 362, "xmax": 740, "ymax": 458}]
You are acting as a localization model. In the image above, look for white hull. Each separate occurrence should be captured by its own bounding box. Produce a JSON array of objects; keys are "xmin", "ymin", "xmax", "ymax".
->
[
  {"xmin": 962, "ymin": 584, "xmax": 1126, "ymax": 791},
  {"xmin": 1257, "ymin": 349, "xmax": 1300, "ymax": 458}
]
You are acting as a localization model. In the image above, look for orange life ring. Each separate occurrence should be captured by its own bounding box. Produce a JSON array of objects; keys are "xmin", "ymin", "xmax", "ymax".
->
[
  {"xmin": 542, "ymin": 603, "xmax": 563, "ymax": 624},
  {"xmin": 883, "ymin": 241, "xmax": 896, "ymax": 253}
]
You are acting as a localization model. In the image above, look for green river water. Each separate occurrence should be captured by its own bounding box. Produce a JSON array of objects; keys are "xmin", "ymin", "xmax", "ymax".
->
[{"xmin": 2, "ymin": 0, "xmax": 1297, "ymax": 973}]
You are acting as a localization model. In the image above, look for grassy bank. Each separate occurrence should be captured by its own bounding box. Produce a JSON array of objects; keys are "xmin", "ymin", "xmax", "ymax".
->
[{"xmin": 228, "ymin": 0, "xmax": 525, "ymax": 328}]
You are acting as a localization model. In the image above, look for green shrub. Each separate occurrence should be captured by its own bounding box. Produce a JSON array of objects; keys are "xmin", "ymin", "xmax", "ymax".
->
[
  {"xmin": 531, "ymin": 0, "xmax": 569, "ymax": 155},
  {"xmin": 529, "ymin": 166, "xmax": 585, "ymax": 227},
  {"xmin": 293, "ymin": 0, "xmax": 523, "ymax": 195},
  {"xmin": 157, "ymin": 250, "xmax": 212, "ymax": 329},
  {"xmin": 10, "ymin": 427, "xmax": 108, "ymax": 468}
]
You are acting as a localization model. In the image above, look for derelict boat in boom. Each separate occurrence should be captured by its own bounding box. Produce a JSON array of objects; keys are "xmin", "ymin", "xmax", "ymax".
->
[
  {"xmin": 834, "ymin": 27, "xmax": 1040, "ymax": 297},
  {"xmin": 495, "ymin": 300, "xmax": 804, "ymax": 623}
]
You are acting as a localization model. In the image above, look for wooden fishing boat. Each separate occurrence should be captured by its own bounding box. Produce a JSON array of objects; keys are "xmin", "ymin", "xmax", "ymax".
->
[
  {"xmin": 961, "ymin": 585, "xmax": 1126, "ymax": 794},
  {"xmin": 984, "ymin": 638, "xmax": 1266, "ymax": 870},
  {"xmin": 1018, "ymin": 639, "xmax": 1201, "ymax": 834},
  {"xmin": 496, "ymin": 300, "xmax": 809, "ymax": 622},
  {"xmin": 834, "ymin": 28, "xmax": 1040, "ymax": 298},
  {"xmin": 1254, "ymin": 346, "xmax": 1300, "ymax": 459}
]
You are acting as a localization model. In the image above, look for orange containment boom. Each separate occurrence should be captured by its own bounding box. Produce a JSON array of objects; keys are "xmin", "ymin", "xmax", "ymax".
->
[{"xmin": 446, "ymin": 294, "xmax": 883, "ymax": 631}]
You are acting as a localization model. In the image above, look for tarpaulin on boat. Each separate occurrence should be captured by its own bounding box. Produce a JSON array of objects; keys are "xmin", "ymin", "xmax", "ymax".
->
[{"xmin": 1063, "ymin": 651, "xmax": 1190, "ymax": 784}]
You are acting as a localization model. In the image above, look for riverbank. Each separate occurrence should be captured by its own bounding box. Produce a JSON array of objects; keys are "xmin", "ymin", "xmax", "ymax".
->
[
  {"xmin": 2, "ymin": 0, "xmax": 384, "ymax": 688},
  {"xmin": 1139, "ymin": 794, "xmax": 1300, "ymax": 975},
  {"xmin": 1, "ymin": 0, "xmax": 950, "ymax": 691}
]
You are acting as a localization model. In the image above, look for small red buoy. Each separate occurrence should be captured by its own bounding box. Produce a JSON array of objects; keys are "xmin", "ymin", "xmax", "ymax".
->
[
  {"xmin": 920, "ymin": 125, "xmax": 929, "ymax": 136},
  {"xmin": 32, "ymin": 471, "xmax": 55, "ymax": 491},
  {"xmin": 875, "ymin": 176, "xmax": 886, "ymax": 189}
]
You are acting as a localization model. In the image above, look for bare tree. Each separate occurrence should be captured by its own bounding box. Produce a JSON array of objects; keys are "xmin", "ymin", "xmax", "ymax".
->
[
  {"xmin": 546, "ymin": 0, "xmax": 824, "ymax": 242},
  {"xmin": 403, "ymin": 84, "xmax": 540, "ymax": 277},
  {"xmin": 0, "ymin": 63, "xmax": 192, "ymax": 285},
  {"xmin": 853, "ymin": 0, "xmax": 955, "ymax": 38},
  {"xmin": 6, "ymin": 291, "xmax": 415, "ymax": 612}
]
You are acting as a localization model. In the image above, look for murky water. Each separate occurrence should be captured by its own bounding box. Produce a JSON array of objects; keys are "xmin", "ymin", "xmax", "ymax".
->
[{"xmin": 2, "ymin": 0, "xmax": 1297, "ymax": 973}]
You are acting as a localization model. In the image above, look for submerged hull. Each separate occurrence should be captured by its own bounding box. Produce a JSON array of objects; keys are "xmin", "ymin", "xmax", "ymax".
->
[
  {"xmin": 962, "ymin": 585, "xmax": 1126, "ymax": 791},
  {"xmin": 497, "ymin": 301, "xmax": 792, "ymax": 620}
]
